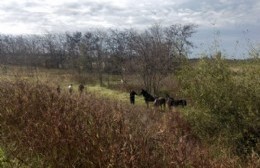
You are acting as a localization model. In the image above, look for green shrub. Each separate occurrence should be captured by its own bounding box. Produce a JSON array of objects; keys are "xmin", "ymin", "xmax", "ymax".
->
[{"xmin": 177, "ymin": 55, "xmax": 260, "ymax": 156}]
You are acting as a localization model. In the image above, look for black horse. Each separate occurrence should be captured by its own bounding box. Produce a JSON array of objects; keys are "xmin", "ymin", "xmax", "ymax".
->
[
  {"xmin": 140, "ymin": 89, "xmax": 155, "ymax": 108},
  {"xmin": 154, "ymin": 97, "xmax": 166, "ymax": 110},
  {"xmin": 166, "ymin": 94, "xmax": 175, "ymax": 110},
  {"xmin": 166, "ymin": 94, "xmax": 187, "ymax": 109},
  {"xmin": 174, "ymin": 99, "xmax": 187, "ymax": 107}
]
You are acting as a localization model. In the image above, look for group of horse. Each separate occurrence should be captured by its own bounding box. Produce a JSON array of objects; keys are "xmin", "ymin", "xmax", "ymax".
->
[{"xmin": 139, "ymin": 89, "xmax": 187, "ymax": 110}]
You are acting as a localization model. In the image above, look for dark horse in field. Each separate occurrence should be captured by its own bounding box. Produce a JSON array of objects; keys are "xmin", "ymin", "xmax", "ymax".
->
[
  {"xmin": 140, "ymin": 89, "xmax": 155, "ymax": 108},
  {"xmin": 140, "ymin": 89, "xmax": 166, "ymax": 109},
  {"xmin": 174, "ymin": 99, "xmax": 187, "ymax": 107},
  {"xmin": 154, "ymin": 97, "xmax": 166, "ymax": 110},
  {"xmin": 166, "ymin": 94, "xmax": 187, "ymax": 109},
  {"xmin": 166, "ymin": 94, "xmax": 175, "ymax": 110}
]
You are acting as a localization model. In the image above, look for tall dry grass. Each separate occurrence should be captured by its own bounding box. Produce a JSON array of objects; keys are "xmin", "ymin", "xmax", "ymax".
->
[{"xmin": 0, "ymin": 80, "xmax": 258, "ymax": 167}]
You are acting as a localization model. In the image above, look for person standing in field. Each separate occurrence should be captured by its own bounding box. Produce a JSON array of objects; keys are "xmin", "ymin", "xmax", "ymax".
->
[
  {"xmin": 130, "ymin": 90, "xmax": 137, "ymax": 104},
  {"xmin": 78, "ymin": 84, "xmax": 84, "ymax": 94},
  {"xmin": 68, "ymin": 84, "xmax": 73, "ymax": 94},
  {"xmin": 56, "ymin": 85, "xmax": 61, "ymax": 94}
]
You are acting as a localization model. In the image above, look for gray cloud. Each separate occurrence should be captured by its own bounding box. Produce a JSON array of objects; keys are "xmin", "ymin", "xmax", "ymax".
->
[
  {"xmin": 0, "ymin": 0, "xmax": 259, "ymax": 58},
  {"xmin": 0, "ymin": 0, "xmax": 259, "ymax": 31}
]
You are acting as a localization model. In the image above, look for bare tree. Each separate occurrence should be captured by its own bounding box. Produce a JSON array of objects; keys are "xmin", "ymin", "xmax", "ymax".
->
[
  {"xmin": 20, "ymin": 35, "xmax": 44, "ymax": 69},
  {"xmin": 65, "ymin": 32, "xmax": 82, "ymax": 69},
  {"xmin": 104, "ymin": 29, "xmax": 132, "ymax": 86},
  {"xmin": 42, "ymin": 33, "xmax": 67, "ymax": 69},
  {"xmin": 94, "ymin": 30, "xmax": 108, "ymax": 86},
  {"xmin": 79, "ymin": 32, "xmax": 95, "ymax": 72},
  {"xmin": 128, "ymin": 24, "xmax": 196, "ymax": 94},
  {"xmin": 79, "ymin": 30, "xmax": 108, "ymax": 86},
  {"xmin": 0, "ymin": 35, "xmax": 7, "ymax": 64},
  {"xmin": 0, "ymin": 24, "xmax": 196, "ymax": 90},
  {"xmin": 164, "ymin": 24, "xmax": 197, "ymax": 65}
]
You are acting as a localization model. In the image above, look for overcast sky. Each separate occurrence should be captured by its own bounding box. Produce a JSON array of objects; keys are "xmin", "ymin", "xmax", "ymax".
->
[{"xmin": 0, "ymin": 0, "xmax": 259, "ymax": 58}]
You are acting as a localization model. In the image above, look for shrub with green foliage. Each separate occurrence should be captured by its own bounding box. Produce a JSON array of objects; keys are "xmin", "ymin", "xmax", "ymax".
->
[{"xmin": 177, "ymin": 55, "xmax": 260, "ymax": 156}]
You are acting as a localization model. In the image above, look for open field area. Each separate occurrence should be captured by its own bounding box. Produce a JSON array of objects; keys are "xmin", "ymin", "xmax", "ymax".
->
[
  {"xmin": 1, "ymin": 0, "xmax": 260, "ymax": 167},
  {"xmin": 0, "ymin": 58, "xmax": 260, "ymax": 167}
]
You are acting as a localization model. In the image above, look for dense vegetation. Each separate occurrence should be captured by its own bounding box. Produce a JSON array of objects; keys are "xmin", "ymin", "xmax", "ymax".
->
[
  {"xmin": 177, "ymin": 55, "xmax": 260, "ymax": 158},
  {"xmin": 0, "ymin": 23, "xmax": 259, "ymax": 167},
  {"xmin": 0, "ymin": 80, "xmax": 211, "ymax": 167},
  {"xmin": 0, "ymin": 56, "xmax": 259, "ymax": 167}
]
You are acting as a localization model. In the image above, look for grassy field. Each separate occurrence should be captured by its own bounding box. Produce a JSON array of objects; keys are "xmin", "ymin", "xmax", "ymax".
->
[
  {"xmin": 87, "ymin": 85, "xmax": 145, "ymax": 106},
  {"xmin": 0, "ymin": 59, "xmax": 259, "ymax": 167},
  {"xmin": 0, "ymin": 65, "xmax": 154, "ymax": 107}
]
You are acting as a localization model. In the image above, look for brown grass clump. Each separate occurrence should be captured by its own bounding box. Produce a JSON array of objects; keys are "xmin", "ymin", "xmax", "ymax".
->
[{"xmin": 0, "ymin": 80, "xmax": 256, "ymax": 167}]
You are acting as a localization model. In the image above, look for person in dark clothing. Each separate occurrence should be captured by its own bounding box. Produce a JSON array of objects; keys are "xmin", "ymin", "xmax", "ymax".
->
[
  {"xmin": 130, "ymin": 90, "xmax": 137, "ymax": 104},
  {"xmin": 78, "ymin": 84, "xmax": 84, "ymax": 94},
  {"xmin": 56, "ymin": 85, "xmax": 61, "ymax": 94}
]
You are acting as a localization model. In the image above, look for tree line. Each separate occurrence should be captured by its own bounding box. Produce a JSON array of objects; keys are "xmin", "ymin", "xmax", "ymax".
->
[{"xmin": 0, "ymin": 24, "xmax": 197, "ymax": 93}]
